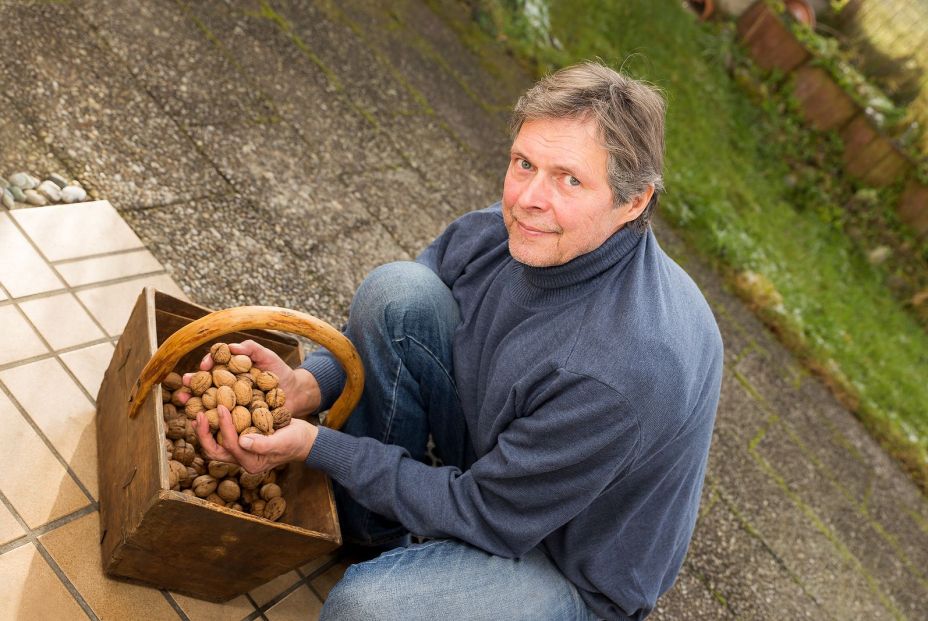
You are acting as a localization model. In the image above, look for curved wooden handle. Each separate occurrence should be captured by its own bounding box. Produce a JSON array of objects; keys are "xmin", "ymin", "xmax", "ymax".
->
[{"xmin": 127, "ymin": 306, "xmax": 363, "ymax": 430}]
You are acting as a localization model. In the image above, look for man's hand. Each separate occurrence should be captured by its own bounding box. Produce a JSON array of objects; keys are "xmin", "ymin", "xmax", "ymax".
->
[
  {"xmin": 177, "ymin": 339, "xmax": 322, "ymax": 416},
  {"xmin": 195, "ymin": 405, "xmax": 318, "ymax": 474}
]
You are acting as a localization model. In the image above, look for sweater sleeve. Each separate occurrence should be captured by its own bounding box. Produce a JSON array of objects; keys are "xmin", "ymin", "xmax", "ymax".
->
[{"xmin": 305, "ymin": 368, "xmax": 640, "ymax": 558}]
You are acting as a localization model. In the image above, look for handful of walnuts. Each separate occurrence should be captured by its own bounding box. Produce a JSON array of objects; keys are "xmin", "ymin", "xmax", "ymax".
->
[{"xmin": 160, "ymin": 342, "xmax": 291, "ymax": 522}]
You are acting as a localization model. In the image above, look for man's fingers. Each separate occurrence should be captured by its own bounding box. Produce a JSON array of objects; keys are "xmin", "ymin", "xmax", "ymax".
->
[
  {"xmin": 195, "ymin": 413, "xmax": 234, "ymax": 462},
  {"xmin": 199, "ymin": 353, "xmax": 214, "ymax": 371},
  {"xmin": 216, "ymin": 406, "xmax": 248, "ymax": 464}
]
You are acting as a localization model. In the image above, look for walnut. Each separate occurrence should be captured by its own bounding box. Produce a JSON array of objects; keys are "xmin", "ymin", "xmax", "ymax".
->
[
  {"xmin": 183, "ymin": 419, "xmax": 198, "ymax": 445},
  {"xmin": 255, "ymin": 371, "xmax": 279, "ymax": 391},
  {"xmin": 233, "ymin": 379, "xmax": 253, "ymax": 406},
  {"xmin": 164, "ymin": 438, "xmax": 174, "ymax": 456},
  {"xmin": 263, "ymin": 470, "xmax": 277, "ymax": 486},
  {"xmin": 184, "ymin": 396, "xmax": 204, "ymax": 419},
  {"xmin": 260, "ymin": 483, "xmax": 282, "ymax": 501},
  {"xmin": 204, "ymin": 408, "xmax": 219, "ymax": 432},
  {"xmin": 227, "ymin": 502, "xmax": 244, "ymax": 512},
  {"xmin": 210, "ymin": 342, "xmax": 232, "ymax": 364},
  {"xmin": 206, "ymin": 493, "xmax": 225, "ymax": 506},
  {"xmin": 161, "ymin": 388, "xmax": 171, "ymax": 403},
  {"xmin": 201, "ymin": 386, "xmax": 218, "ymax": 409},
  {"xmin": 242, "ymin": 488, "xmax": 257, "ymax": 504},
  {"xmin": 231, "ymin": 406, "xmax": 252, "ymax": 433},
  {"xmin": 240, "ymin": 425, "xmax": 260, "ymax": 436},
  {"xmin": 249, "ymin": 367, "xmax": 263, "ymax": 382},
  {"xmin": 236, "ymin": 373, "xmax": 254, "ymax": 386},
  {"xmin": 173, "ymin": 439, "xmax": 196, "ymax": 466},
  {"xmin": 252, "ymin": 408, "xmax": 273, "ymax": 434},
  {"xmin": 162, "ymin": 403, "xmax": 179, "ymax": 422},
  {"xmin": 264, "ymin": 496, "xmax": 286, "ymax": 521},
  {"xmin": 192, "ymin": 474, "xmax": 218, "ymax": 498},
  {"xmin": 208, "ymin": 461, "xmax": 240, "ymax": 479},
  {"xmin": 239, "ymin": 470, "xmax": 265, "ymax": 490},
  {"xmin": 272, "ymin": 407, "xmax": 292, "ymax": 429},
  {"xmin": 165, "ymin": 416, "xmax": 187, "ymax": 440},
  {"xmin": 265, "ymin": 388, "xmax": 286, "ymax": 409},
  {"xmin": 217, "ymin": 479, "xmax": 241, "ymax": 502},
  {"xmin": 182, "ymin": 488, "xmax": 196, "ymax": 497},
  {"xmin": 212, "ymin": 369, "xmax": 237, "ymax": 387},
  {"xmin": 228, "ymin": 354, "xmax": 253, "ymax": 374},
  {"xmin": 163, "ymin": 372, "xmax": 183, "ymax": 391},
  {"xmin": 189, "ymin": 371, "xmax": 212, "ymax": 395},
  {"xmin": 251, "ymin": 387, "xmax": 265, "ymax": 402},
  {"xmin": 170, "ymin": 386, "xmax": 192, "ymax": 407},
  {"xmin": 183, "ymin": 466, "xmax": 197, "ymax": 488},
  {"xmin": 191, "ymin": 456, "xmax": 206, "ymax": 476},
  {"xmin": 250, "ymin": 400, "xmax": 269, "ymax": 412},
  {"xmin": 216, "ymin": 385, "xmax": 236, "ymax": 410},
  {"xmin": 213, "ymin": 364, "xmax": 229, "ymax": 373},
  {"xmin": 250, "ymin": 499, "xmax": 266, "ymax": 516},
  {"xmin": 168, "ymin": 459, "xmax": 187, "ymax": 489}
]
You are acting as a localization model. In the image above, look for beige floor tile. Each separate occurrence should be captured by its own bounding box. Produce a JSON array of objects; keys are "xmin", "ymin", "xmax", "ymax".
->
[
  {"xmin": 0, "ymin": 305, "xmax": 48, "ymax": 366},
  {"xmin": 300, "ymin": 553, "xmax": 337, "ymax": 576},
  {"xmin": 56, "ymin": 248, "xmax": 165, "ymax": 288},
  {"xmin": 60, "ymin": 342, "xmax": 116, "ymax": 399},
  {"xmin": 0, "ymin": 213, "xmax": 65, "ymax": 298},
  {"xmin": 171, "ymin": 593, "xmax": 255, "ymax": 621},
  {"xmin": 309, "ymin": 562, "xmax": 348, "ymax": 600},
  {"xmin": 18, "ymin": 293, "xmax": 107, "ymax": 351},
  {"xmin": 40, "ymin": 511, "xmax": 180, "ymax": 621},
  {"xmin": 265, "ymin": 583, "xmax": 323, "ymax": 620},
  {"xmin": 0, "ymin": 503, "xmax": 25, "ymax": 546},
  {"xmin": 0, "ymin": 542, "xmax": 88, "ymax": 620},
  {"xmin": 0, "ymin": 289, "xmax": 7, "ymax": 301},
  {"xmin": 0, "ymin": 390, "xmax": 89, "ymax": 528},
  {"xmin": 0, "ymin": 358, "xmax": 99, "ymax": 499},
  {"xmin": 250, "ymin": 570, "xmax": 301, "ymax": 607},
  {"xmin": 10, "ymin": 201, "xmax": 144, "ymax": 262},
  {"xmin": 76, "ymin": 274, "xmax": 188, "ymax": 336}
]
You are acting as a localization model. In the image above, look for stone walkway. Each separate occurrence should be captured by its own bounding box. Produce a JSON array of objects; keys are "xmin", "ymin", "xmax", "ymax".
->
[{"xmin": 1, "ymin": 1, "xmax": 926, "ymax": 619}]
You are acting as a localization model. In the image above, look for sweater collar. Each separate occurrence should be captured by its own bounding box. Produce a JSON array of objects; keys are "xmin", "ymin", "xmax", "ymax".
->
[{"xmin": 509, "ymin": 225, "xmax": 646, "ymax": 305}]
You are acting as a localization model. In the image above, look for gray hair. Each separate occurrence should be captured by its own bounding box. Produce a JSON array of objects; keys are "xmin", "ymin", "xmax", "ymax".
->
[{"xmin": 510, "ymin": 61, "xmax": 666, "ymax": 232}]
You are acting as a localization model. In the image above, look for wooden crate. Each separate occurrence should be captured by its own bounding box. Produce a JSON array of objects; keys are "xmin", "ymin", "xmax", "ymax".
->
[{"xmin": 96, "ymin": 288, "xmax": 360, "ymax": 601}]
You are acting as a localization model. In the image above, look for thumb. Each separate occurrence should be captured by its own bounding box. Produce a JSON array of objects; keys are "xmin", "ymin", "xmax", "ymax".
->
[{"xmin": 239, "ymin": 433, "xmax": 265, "ymax": 452}]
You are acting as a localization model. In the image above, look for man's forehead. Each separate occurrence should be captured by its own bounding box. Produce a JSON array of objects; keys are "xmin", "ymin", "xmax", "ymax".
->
[{"xmin": 511, "ymin": 117, "xmax": 607, "ymax": 168}]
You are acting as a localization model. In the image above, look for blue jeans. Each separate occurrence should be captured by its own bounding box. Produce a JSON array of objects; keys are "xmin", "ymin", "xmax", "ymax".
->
[{"xmin": 319, "ymin": 261, "xmax": 598, "ymax": 620}]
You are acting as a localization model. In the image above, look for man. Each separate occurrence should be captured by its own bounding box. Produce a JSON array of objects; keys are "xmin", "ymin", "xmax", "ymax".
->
[{"xmin": 190, "ymin": 61, "xmax": 723, "ymax": 619}]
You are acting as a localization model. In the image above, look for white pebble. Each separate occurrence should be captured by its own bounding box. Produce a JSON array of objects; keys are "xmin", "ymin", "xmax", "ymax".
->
[{"xmin": 61, "ymin": 185, "xmax": 88, "ymax": 203}]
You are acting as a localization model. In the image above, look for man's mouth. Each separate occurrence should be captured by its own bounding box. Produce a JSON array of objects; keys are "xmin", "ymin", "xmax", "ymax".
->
[{"xmin": 516, "ymin": 220, "xmax": 557, "ymax": 236}]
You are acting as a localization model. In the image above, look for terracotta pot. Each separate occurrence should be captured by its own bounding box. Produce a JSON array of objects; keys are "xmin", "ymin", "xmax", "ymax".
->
[
  {"xmin": 785, "ymin": 0, "xmax": 816, "ymax": 28},
  {"xmin": 686, "ymin": 0, "xmax": 715, "ymax": 20}
]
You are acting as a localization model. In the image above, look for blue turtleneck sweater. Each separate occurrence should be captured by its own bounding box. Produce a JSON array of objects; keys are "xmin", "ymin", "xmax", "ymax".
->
[{"xmin": 304, "ymin": 204, "xmax": 723, "ymax": 619}]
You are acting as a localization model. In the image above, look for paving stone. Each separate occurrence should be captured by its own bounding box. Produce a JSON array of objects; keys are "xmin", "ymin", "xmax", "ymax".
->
[
  {"xmin": 754, "ymin": 420, "xmax": 928, "ymax": 618},
  {"xmin": 181, "ymin": 0, "xmax": 402, "ymax": 180},
  {"xmin": 77, "ymin": 0, "xmax": 276, "ymax": 127},
  {"xmin": 0, "ymin": 104, "xmax": 70, "ymax": 188},
  {"xmin": 651, "ymin": 565, "xmax": 733, "ymax": 620},
  {"xmin": 686, "ymin": 496, "xmax": 820, "ymax": 619},
  {"xmin": 0, "ymin": 2, "xmax": 228, "ymax": 209},
  {"xmin": 118, "ymin": 194, "xmax": 353, "ymax": 325},
  {"xmin": 709, "ymin": 429, "xmax": 895, "ymax": 618}
]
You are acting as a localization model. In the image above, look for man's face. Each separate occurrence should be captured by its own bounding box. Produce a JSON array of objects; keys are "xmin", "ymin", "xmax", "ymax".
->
[{"xmin": 502, "ymin": 116, "xmax": 644, "ymax": 267}]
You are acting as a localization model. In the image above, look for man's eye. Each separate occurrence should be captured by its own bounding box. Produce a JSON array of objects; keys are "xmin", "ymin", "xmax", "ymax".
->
[
  {"xmin": 567, "ymin": 176, "xmax": 580, "ymax": 187},
  {"xmin": 518, "ymin": 159, "xmax": 532, "ymax": 170}
]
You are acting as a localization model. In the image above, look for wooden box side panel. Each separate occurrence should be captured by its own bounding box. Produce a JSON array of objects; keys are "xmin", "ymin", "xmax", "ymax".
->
[
  {"xmin": 108, "ymin": 494, "xmax": 340, "ymax": 602},
  {"xmin": 97, "ymin": 288, "xmax": 165, "ymax": 567}
]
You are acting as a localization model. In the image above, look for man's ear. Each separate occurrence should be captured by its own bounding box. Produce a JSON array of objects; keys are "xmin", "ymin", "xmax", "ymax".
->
[{"xmin": 624, "ymin": 184, "xmax": 655, "ymax": 221}]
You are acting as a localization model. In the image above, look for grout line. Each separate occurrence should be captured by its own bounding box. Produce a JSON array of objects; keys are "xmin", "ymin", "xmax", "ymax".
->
[
  {"xmin": 0, "ymin": 380, "xmax": 97, "ymax": 505},
  {"xmin": 161, "ymin": 591, "xmax": 191, "ymax": 621},
  {"xmin": 51, "ymin": 246, "xmax": 152, "ymax": 266},
  {"xmin": 0, "ymin": 490, "xmax": 100, "ymax": 621},
  {"xmin": 0, "ymin": 335, "xmax": 115, "ymax": 373},
  {"xmin": 30, "ymin": 504, "xmax": 99, "ymax": 538}
]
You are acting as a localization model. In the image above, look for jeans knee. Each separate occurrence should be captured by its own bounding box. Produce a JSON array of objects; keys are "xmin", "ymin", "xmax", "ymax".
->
[
  {"xmin": 351, "ymin": 261, "xmax": 458, "ymax": 338},
  {"xmin": 319, "ymin": 564, "xmax": 384, "ymax": 620}
]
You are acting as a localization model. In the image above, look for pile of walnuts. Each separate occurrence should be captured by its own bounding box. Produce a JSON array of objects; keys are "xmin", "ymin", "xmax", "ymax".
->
[{"xmin": 160, "ymin": 342, "xmax": 292, "ymax": 522}]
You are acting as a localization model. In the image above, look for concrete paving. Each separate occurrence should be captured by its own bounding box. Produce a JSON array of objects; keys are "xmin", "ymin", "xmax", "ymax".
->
[{"xmin": 2, "ymin": 0, "xmax": 926, "ymax": 618}]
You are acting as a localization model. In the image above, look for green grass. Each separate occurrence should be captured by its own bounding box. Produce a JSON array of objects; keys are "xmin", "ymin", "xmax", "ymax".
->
[{"xmin": 468, "ymin": 0, "xmax": 928, "ymax": 490}]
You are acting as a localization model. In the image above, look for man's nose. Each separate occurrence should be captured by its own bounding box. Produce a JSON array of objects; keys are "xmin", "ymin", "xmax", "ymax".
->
[{"xmin": 519, "ymin": 171, "xmax": 554, "ymax": 211}]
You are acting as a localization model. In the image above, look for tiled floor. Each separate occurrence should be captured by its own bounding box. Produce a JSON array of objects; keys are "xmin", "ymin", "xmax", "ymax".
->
[{"xmin": 0, "ymin": 201, "xmax": 347, "ymax": 620}]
